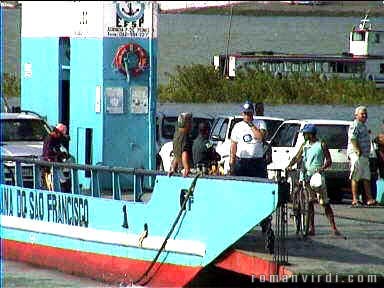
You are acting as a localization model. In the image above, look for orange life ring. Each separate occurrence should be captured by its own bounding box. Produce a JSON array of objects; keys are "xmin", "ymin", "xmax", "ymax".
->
[{"xmin": 113, "ymin": 43, "xmax": 148, "ymax": 77}]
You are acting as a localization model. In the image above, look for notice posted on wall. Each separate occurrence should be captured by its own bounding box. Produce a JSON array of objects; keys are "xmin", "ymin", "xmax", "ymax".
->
[
  {"xmin": 130, "ymin": 86, "xmax": 148, "ymax": 114},
  {"xmin": 106, "ymin": 87, "xmax": 124, "ymax": 114}
]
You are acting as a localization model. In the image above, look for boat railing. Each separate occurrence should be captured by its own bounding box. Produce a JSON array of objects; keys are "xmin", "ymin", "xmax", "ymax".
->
[
  {"xmin": 1, "ymin": 155, "xmax": 167, "ymax": 202},
  {"xmin": 1, "ymin": 155, "xmax": 289, "ymax": 205}
]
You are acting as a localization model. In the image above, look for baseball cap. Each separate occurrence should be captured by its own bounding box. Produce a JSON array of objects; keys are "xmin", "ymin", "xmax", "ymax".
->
[
  {"xmin": 55, "ymin": 123, "xmax": 67, "ymax": 135},
  {"xmin": 241, "ymin": 100, "xmax": 254, "ymax": 113},
  {"xmin": 300, "ymin": 124, "xmax": 317, "ymax": 134}
]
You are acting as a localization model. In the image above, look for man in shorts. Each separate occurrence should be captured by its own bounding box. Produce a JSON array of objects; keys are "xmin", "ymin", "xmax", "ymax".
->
[{"xmin": 347, "ymin": 106, "xmax": 377, "ymax": 207}]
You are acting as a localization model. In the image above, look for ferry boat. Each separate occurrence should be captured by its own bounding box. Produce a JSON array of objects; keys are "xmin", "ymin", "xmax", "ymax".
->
[
  {"xmin": 213, "ymin": 15, "xmax": 384, "ymax": 88},
  {"xmin": 0, "ymin": 2, "xmax": 286, "ymax": 286},
  {"xmin": 1, "ymin": 156, "xmax": 284, "ymax": 287}
]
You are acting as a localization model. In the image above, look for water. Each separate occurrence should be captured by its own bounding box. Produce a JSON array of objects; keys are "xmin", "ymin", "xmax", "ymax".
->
[
  {"xmin": 4, "ymin": 8, "xmax": 384, "ymax": 84},
  {"xmin": 2, "ymin": 8, "xmax": 384, "ymax": 287},
  {"xmin": 158, "ymin": 14, "xmax": 362, "ymax": 84},
  {"xmin": 2, "ymin": 261, "xmax": 113, "ymax": 288}
]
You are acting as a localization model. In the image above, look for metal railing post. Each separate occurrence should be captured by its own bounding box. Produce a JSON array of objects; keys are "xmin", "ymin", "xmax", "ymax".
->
[
  {"xmin": 0, "ymin": 164, "xmax": 5, "ymax": 184},
  {"xmin": 112, "ymin": 172, "xmax": 121, "ymax": 200},
  {"xmin": 33, "ymin": 164, "xmax": 41, "ymax": 189},
  {"xmin": 71, "ymin": 169, "xmax": 79, "ymax": 194},
  {"xmin": 15, "ymin": 162, "xmax": 23, "ymax": 187},
  {"xmin": 134, "ymin": 173, "xmax": 143, "ymax": 202},
  {"xmin": 91, "ymin": 170, "xmax": 100, "ymax": 197},
  {"xmin": 52, "ymin": 167, "xmax": 62, "ymax": 193}
]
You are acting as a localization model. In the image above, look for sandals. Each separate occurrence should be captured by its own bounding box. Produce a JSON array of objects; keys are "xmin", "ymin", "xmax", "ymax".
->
[
  {"xmin": 351, "ymin": 201, "xmax": 363, "ymax": 208},
  {"xmin": 351, "ymin": 200, "xmax": 378, "ymax": 207},
  {"xmin": 366, "ymin": 200, "xmax": 378, "ymax": 207}
]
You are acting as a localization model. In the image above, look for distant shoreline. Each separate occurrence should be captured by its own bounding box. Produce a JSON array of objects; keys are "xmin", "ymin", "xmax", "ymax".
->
[{"xmin": 161, "ymin": 1, "xmax": 384, "ymax": 17}]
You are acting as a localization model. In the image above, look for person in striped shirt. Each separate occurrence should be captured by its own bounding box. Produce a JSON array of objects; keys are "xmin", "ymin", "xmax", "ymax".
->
[{"xmin": 347, "ymin": 106, "xmax": 377, "ymax": 207}]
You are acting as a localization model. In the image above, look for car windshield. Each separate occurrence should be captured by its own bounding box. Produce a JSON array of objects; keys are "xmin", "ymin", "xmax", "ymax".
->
[
  {"xmin": 162, "ymin": 116, "xmax": 213, "ymax": 140},
  {"xmin": 1, "ymin": 118, "xmax": 51, "ymax": 141}
]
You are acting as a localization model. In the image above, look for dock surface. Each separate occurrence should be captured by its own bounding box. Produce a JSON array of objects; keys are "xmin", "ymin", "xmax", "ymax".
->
[{"xmin": 215, "ymin": 203, "xmax": 384, "ymax": 282}]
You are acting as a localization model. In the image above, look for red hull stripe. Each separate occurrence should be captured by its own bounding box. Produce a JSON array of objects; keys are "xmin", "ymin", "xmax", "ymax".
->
[
  {"xmin": 3, "ymin": 239, "xmax": 202, "ymax": 287},
  {"xmin": 214, "ymin": 249, "xmax": 292, "ymax": 281}
]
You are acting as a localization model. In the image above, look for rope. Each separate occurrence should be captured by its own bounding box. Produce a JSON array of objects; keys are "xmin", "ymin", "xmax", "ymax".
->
[
  {"xmin": 133, "ymin": 173, "xmax": 201, "ymax": 286},
  {"xmin": 223, "ymin": 1, "xmax": 233, "ymax": 78}
]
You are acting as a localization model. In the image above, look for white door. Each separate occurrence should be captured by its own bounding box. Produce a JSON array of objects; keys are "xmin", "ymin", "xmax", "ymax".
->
[
  {"xmin": 315, "ymin": 124, "xmax": 350, "ymax": 172},
  {"xmin": 267, "ymin": 123, "xmax": 302, "ymax": 178},
  {"xmin": 210, "ymin": 118, "xmax": 230, "ymax": 173}
]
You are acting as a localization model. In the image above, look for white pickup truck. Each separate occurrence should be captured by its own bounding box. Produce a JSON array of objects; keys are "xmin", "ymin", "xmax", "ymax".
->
[
  {"xmin": 267, "ymin": 119, "xmax": 354, "ymax": 202},
  {"xmin": 209, "ymin": 115, "xmax": 284, "ymax": 175}
]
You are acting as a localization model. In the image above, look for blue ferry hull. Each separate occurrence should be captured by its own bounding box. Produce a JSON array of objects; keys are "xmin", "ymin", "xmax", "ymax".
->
[{"xmin": 1, "ymin": 175, "xmax": 279, "ymax": 286}]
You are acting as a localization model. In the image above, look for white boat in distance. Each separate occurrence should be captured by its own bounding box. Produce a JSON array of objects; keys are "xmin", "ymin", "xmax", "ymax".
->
[{"xmin": 213, "ymin": 15, "xmax": 384, "ymax": 88}]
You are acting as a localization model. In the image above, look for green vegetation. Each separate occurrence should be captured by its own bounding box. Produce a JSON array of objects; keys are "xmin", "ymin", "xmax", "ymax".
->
[
  {"xmin": 158, "ymin": 64, "xmax": 384, "ymax": 105},
  {"xmin": 2, "ymin": 73, "xmax": 20, "ymax": 99},
  {"xmin": 3, "ymin": 67, "xmax": 383, "ymax": 105}
]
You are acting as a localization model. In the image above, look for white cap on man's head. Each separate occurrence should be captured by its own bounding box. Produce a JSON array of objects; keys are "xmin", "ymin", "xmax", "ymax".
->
[{"xmin": 354, "ymin": 106, "xmax": 367, "ymax": 115}]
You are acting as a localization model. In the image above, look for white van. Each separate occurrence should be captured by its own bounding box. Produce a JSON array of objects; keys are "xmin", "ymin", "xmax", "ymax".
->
[{"xmin": 267, "ymin": 119, "xmax": 353, "ymax": 201}]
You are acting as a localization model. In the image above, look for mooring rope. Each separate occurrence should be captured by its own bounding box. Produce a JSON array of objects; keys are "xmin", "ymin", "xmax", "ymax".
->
[{"xmin": 133, "ymin": 173, "xmax": 201, "ymax": 286}]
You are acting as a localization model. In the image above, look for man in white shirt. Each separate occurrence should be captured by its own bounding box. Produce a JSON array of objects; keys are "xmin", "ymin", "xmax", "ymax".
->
[{"xmin": 229, "ymin": 100, "xmax": 268, "ymax": 178}]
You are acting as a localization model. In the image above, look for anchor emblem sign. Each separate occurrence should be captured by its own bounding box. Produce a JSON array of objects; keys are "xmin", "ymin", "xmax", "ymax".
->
[{"xmin": 116, "ymin": 1, "xmax": 145, "ymax": 27}]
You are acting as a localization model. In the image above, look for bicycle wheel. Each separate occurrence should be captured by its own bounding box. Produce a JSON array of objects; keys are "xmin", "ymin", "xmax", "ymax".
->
[
  {"xmin": 291, "ymin": 183, "xmax": 302, "ymax": 235},
  {"xmin": 299, "ymin": 186, "xmax": 310, "ymax": 237}
]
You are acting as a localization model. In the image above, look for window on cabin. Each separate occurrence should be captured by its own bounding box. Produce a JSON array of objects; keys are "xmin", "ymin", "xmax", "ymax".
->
[
  {"xmin": 352, "ymin": 31, "xmax": 365, "ymax": 41},
  {"xmin": 374, "ymin": 33, "xmax": 380, "ymax": 44},
  {"xmin": 329, "ymin": 62, "xmax": 336, "ymax": 73},
  {"xmin": 314, "ymin": 62, "xmax": 323, "ymax": 73},
  {"xmin": 347, "ymin": 63, "xmax": 361, "ymax": 73},
  {"xmin": 380, "ymin": 63, "xmax": 384, "ymax": 74}
]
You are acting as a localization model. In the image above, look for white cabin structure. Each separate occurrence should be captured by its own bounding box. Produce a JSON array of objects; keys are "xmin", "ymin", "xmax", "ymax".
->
[{"xmin": 213, "ymin": 15, "xmax": 384, "ymax": 87}]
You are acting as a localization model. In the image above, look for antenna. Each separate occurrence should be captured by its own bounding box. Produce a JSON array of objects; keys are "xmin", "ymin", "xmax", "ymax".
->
[
  {"xmin": 223, "ymin": 1, "xmax": 233, "ymax": 78},
  {"xmin": 359, "ymin": 10, "xmax": 372, "ymax": 30}
]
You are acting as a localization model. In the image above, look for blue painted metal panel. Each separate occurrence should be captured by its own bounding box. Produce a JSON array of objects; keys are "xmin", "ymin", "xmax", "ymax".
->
[
  {"xmin": 21, "ymin": 37, "xmax": 60, "ymax": 123},
  {"xmin": 19, "ymin": 2, "xmax": 157, "ymax": 190},
  {"xmin": 101, "ymin": 38, "xmax": 157, "ymax": 173},
  {"xmin": 69, "ymin": 38, "xmax": 104, "ymax": 187},
  {"xmin": 0, "ymin": 174, "xmax": 279, "ymax": 267}
]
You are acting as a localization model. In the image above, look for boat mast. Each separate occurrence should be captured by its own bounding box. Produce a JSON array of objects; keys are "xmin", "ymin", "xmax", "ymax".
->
[{"xmin": 224, "ymin": 1, "xmax": 234, "ymax": 78}]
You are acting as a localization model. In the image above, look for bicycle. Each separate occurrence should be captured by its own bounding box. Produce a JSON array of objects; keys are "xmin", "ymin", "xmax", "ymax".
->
[{"xmin": 287, "ymin": 169, "xmax": 310, "ymax": 238}]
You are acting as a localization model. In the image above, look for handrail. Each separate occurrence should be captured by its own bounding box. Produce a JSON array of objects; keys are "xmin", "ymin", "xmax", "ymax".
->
[
  {"xmin": 1, "ymin": 155, "xmax": 278, "ymax": 183},
  {"xmin": 2, "ymin": 155, "xmax": 163, "ymax": 177}
]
